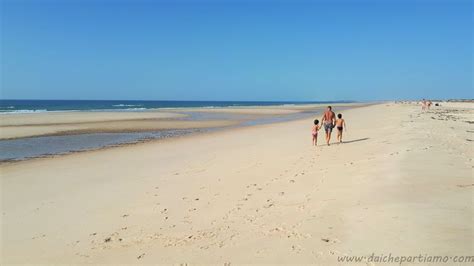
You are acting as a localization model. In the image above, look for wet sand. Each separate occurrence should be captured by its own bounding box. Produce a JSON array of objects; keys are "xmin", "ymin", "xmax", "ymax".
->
[
  {"xmin": 0, "ymin": 103, "xmax": 360, "ymax": 140},
  {"xmin": 0, "ymin": 111, "xmax": 225, "ymax": 139}
]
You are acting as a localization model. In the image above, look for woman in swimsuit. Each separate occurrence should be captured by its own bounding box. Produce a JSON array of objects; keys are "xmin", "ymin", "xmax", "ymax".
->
[
  {"xmin": 335, "ymin": 114, "xmax": 347, "ymax": 143},
  {"xmin": 312, "ymin": 119, "xmax": 320, "ymax": 146}
]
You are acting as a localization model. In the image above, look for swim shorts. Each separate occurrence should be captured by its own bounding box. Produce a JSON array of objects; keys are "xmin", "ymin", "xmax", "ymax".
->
[{"xmin": 324, "ymin": 123, "xmax": 334, "ymax": 133}]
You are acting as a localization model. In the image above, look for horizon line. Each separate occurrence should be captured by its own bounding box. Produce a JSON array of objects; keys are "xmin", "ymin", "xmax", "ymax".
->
[{"xmin": 0, "ymin": 98, "xmax": 360, "ymax": 103}]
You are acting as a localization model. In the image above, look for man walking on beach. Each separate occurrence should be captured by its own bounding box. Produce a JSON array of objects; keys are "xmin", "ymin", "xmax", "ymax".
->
[{"xmin": 321, "ymin": 106, "xmax": 336, "ymax": 145}]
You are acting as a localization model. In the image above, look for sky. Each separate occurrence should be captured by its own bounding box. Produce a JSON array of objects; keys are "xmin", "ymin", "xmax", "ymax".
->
[{"xmin": 1, "ymin": 0, "xmax": 472, "ymax": 101}]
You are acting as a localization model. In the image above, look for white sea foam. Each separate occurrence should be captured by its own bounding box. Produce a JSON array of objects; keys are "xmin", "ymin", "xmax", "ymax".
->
[
  {"xmin": 0, "ymin": 108, "xmax": 152, "ymax": 114},
  {"xmin": 123, "ymin": 107, "xmax": 147, "ymax": 111},
  {"xmin": 0, "ymin": 109, "xmax": 49, "ymax": 114},
  {"xmin": 112, "ymin": 104, "xmax": 143, "ymax": 107}
]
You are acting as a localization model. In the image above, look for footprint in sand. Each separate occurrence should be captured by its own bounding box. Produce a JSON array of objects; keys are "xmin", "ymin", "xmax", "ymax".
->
[
  {"xmin": 329, "ymin": 250, "xmax": 341, "ymax": 255},
  {"xmin": 292, "ymin": 244, "xmax": 303, "ymax": 253},
  {"xmin": 263, "ymin": 201, "xmax": 274, "ymax": 209},
  {"xmin": 75, "ymin": 253, "xmax": 90, "ymax": 258},
  {"xmin": 457, "ymin": 184, "xmax": 474, "ymax": 188},
  {"xmin": 31, "ymin": 234, "xmax": 46, "ymax": 240},
  {"xmin": 321, "ymin": 237, "xmax": 340, "ymax": 244}
]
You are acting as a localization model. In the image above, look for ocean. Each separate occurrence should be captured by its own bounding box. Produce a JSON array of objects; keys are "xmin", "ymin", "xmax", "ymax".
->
[{"xmin": 0, "ymin": 99, "xmax": 344, "ymax": 113}]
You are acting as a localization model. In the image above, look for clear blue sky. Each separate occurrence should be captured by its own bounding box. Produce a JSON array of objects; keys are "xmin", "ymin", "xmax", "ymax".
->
[{"xmin": 1, "ymin": 0, "xmax": 472, "ymax": 101}]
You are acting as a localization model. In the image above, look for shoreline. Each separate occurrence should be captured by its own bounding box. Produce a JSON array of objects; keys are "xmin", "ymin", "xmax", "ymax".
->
[
  {"xmin": 0, "ymin": 104, "xmax": 327, "ymax": 140},
  {"xmin": 0, "ymin": 103, "xmax": 369, "ymax": 162}
]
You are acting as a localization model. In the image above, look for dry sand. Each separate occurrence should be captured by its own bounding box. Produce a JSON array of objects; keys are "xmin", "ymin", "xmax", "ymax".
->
[{"xmin": 1, "ymin": 103, "xmax": 473, "ymax": 264}]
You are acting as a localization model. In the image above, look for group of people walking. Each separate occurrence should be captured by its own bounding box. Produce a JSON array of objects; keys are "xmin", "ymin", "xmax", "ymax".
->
[{"xmin": 311, "ymin": 106, "xmax": 347, "ymax": 146}]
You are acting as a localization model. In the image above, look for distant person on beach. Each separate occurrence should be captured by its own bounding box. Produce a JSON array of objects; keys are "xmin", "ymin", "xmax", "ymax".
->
[
  {"xmin": 421, "ymin": 99, "xmax": 432, "ymax": 111},
  {"xmin": 335, "ymin": 114, "xmax": 347, "ymax": 143},
  {"xmin": 427, "ymin": 100, "xmax": 432, "ymax": 110},
  {"xmin": 321, "ymin": 106, "xmax": 336, "ymax": 146},
  {"xmin": 311, "ymin": 119, "xmax": 320, "ymax": 146}
]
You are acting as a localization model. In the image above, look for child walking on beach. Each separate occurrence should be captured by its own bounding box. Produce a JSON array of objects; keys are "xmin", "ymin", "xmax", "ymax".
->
[
  {"xmin": 312, "ymin": 119, "xmax": 320, "ymax": 146},
  {"xmin": 335, "ymin": 114, "xmax": 346, "ymax": 143}
]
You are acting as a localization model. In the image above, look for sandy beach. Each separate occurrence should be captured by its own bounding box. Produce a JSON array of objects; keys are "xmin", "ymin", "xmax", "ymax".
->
[{"xmin": 1, "ymin": 103, "xmax": 473, "ymax": 264}]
